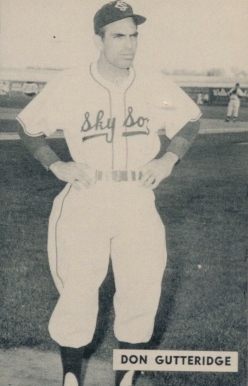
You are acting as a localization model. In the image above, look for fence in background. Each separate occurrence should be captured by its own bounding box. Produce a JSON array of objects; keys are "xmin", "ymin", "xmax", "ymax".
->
[{"xmin": 1, "ymin": 69, "xmax": 248, "ymax": 109}]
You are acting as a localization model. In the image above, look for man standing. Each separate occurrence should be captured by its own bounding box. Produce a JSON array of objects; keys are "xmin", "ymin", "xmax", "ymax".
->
[
  {"xmin": 225, "ymin": 83, "xmax": 245, "ymax": 122},
  {"xmin": 17, "ymin": 2, "xmax": 201, "ymax": 385},
  {"xmin": 197, "ymin": 92, "xmax": 203, "ymax": 105}
]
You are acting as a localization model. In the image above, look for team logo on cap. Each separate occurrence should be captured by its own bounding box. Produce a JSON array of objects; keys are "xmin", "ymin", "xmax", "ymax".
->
[{"xmin": 115, "ymin": 1, "xmax": 128, "ymax": 11}]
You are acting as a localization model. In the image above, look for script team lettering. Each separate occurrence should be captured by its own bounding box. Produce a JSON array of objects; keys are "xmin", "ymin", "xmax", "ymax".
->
[
  {"xmin": 123, "ymin": 106, "xmax": 150, "ymax": 136},
  {"xmin": 81, "ymin": 110, "xmax": 115, "ymax": 143},
  {"xmin": 81, "ymin": 107, "xmax": 149, "ymax": 143}
]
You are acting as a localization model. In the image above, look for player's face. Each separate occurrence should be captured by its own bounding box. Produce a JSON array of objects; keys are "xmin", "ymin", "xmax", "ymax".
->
[{"xmin": 101, "ymin": 17, "xmax": 138, "ymax": 69}]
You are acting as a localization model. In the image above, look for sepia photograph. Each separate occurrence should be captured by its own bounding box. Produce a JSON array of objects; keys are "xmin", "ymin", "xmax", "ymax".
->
[{"xmin": 0, "ymin": 1, "xmax": 247, "ymax": 385}]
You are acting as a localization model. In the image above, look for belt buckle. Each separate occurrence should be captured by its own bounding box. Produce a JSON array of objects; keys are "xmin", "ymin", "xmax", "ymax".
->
[{"xmin": 112, "ymin": 170, "xmax": 124, "ymax": 182}]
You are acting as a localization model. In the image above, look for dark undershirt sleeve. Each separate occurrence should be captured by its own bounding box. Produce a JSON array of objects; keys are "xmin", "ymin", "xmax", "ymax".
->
[
  {"xmin": 18, "ymin": 123, "xmax": 61, "ymax": 171},
  {"xmin": 166, "ymin": 120, "xmax": 200, "ymax": 160}
]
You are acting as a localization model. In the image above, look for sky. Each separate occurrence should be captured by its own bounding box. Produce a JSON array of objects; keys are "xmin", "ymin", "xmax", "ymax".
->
[{"xmin": 0, "ymin": 0, "xmax": 247, "ymax": 75}]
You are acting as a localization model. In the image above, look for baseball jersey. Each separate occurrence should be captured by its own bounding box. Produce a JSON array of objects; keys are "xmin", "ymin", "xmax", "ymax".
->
[
  {"xmin": 229, "ymin": 87, "xmax": 244, "ymax": 101},
  {"xmin": 17, "ymin": 63, "xmax": 201, "ymax": 171}
]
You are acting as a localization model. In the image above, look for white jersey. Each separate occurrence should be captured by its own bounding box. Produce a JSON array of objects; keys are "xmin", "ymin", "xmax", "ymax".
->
[
  {"xmin": 17, "ymin": 63, "xmax": 201, "ymax": 171},
  {"xmin": 229, "ymin": 87, "xmax": 244, "ymax": 101}
]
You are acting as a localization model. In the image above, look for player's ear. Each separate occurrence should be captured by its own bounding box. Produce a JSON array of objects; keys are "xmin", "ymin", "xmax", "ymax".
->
[{"xmin": 94, "ymin": 34, "xmax": 104, "ymax": 51}]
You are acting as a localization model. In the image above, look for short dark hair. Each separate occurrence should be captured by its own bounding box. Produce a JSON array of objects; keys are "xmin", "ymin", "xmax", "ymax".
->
[{"xmin": 97, "ymin": 26, "xmax": 107, "ymax": 40}]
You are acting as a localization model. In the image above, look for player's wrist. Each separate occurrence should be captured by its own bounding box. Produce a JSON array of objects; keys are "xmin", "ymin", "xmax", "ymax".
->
[
  {"xmin": 49, "ymin": 160, "xmax": 65, "ymax": 173},
  {"xmin": 163, "ymin": 151, "xmax": 179, "ymax": 166}
]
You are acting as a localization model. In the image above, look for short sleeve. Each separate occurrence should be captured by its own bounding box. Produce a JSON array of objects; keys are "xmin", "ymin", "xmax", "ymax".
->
[
  {"xmin": 16, "ymin": 72, "xmax": 66, "ymax": 137},
  {"xmin": 150, "ymin": 74, "xmax": 202, "ymax": 139},
  {"xmin": 237, "ymin": 88, "xmax": 244, "ymax": 97}
]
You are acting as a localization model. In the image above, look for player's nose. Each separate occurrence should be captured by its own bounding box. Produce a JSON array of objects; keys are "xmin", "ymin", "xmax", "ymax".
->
[{"xmin": 123, "ymin": 36, "xmax": 133, "ymax": 49}]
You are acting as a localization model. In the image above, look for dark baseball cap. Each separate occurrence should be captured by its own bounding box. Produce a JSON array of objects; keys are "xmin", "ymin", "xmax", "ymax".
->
[{"xmin": 94, "ymin": 1, "xmax": 146, "ymax": 34}]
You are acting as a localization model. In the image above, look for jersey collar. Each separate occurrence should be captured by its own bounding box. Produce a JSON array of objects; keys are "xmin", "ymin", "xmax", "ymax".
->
[{"xmin": 90, "ymin": 61, "xmax": 135, "ymax": 92}]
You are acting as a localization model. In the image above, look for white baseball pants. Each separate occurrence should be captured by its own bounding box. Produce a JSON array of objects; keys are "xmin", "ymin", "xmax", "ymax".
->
[
  {"xmin": 47, "ymin": 181, "xmax": 166, "ymax": 348},
  {"xmin": 227, "ymin": 98, "xmax": 240, "ymax": 117}
]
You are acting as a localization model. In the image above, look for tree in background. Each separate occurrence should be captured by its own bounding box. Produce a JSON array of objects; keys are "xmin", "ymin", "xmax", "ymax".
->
[
  {"xmin": 162, "ymin": 69, "xmax": 206, "ymax": 76},
  {"xmin": 206, "ymin": 68, "xmax": 226, "ymax": 77},
  {"xmin": 231, "ymin": 67, "xmax": 248, "ymax": 78}
]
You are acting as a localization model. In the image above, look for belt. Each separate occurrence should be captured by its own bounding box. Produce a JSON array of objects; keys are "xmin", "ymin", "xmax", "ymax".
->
[{"xmin": 96, "ymin": 170, "xmax": 142, "ymax": 182}]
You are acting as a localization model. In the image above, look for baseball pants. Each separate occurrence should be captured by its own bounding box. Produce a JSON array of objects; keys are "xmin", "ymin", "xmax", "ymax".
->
[
  {"xmin": 227, "ymin": 99, "xmax": 240, "ymax": 117},
  {"xmin": 47, "ymin": 180, "xmax": 166, "ymax": 348}
]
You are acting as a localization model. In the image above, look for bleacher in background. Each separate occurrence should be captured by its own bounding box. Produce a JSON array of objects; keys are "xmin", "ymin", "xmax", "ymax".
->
[
  {"xmin": 182, "ymin": 86, "xmax": 248, "ymax": 107},
  {"xmin": 0, "ymin": 68, "xmax": 248, "ymax": 109}
]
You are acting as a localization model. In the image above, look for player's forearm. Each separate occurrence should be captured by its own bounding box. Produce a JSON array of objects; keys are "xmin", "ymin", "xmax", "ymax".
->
[
  {"xmin": 159, "ymin": 150, "xmax": 179, "ymax": 168},
  {"xmin": 166, "ymin": 120, "xmax": 200, "ymax": 160},
  {"xmin": 34, "ymin": 145, "xmax": 61, "ymax": 170},
  {"xmin": 18, "ymin": 123, "xmax": 61, "ymax": 170}
]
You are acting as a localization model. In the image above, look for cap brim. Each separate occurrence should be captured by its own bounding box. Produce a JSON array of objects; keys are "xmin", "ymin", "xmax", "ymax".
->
[{"xmin": 133, "ymin": 14, "xmax": 147, "ymax": 25}]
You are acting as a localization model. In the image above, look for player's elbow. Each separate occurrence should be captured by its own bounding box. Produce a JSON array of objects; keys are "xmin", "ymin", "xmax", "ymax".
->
[
  {"xmin": 177, "ymin": 119, "xmax": 200, "ymax": 142},
  {"xmin": 191, "ymin": 119, "xmax": 200, "ymax": 129},
  {"xmin": 193, "ymin": 119, "xmax": 200, "ymax": 133}
]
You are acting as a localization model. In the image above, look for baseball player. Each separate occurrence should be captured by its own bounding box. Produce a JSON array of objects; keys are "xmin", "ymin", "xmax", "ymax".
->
[
  {"xmin": 197, "ymin": 92, "xmax": 203, "ymax": 105},
  {"xmin": 17, "ymin": 2, "xmax": 201, "ymax": 385},
  {"xmin": 225, "ymin": 83, "xmax": 245, "ymax": 122}
]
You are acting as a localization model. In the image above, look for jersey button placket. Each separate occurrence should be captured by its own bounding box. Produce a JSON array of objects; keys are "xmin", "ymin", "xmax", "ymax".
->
[{"xmin": 110, "ymin": 88, "xmax": 128, "ymax": 171}]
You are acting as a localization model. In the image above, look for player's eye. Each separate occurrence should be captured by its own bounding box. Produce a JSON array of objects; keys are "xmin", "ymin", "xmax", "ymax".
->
[{"xmin": 131, "ymin": 32, "xmax": 138, "ymax": 39}]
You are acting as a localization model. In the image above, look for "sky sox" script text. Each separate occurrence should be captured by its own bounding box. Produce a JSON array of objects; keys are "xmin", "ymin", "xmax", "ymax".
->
[{"xmin": 81, "ymin": 107, "xmax": 149, "ymax": 143}]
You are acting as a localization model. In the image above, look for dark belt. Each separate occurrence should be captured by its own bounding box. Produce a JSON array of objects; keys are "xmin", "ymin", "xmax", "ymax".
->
[{"xmin": 96, "ymin": 170, "xmax": 142, "ymax": 182}]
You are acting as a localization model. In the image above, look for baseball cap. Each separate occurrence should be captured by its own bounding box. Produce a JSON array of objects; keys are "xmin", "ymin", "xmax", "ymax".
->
[{"xmin": 94, "ymin": 1, "xmax": 146, "ymax": 34}]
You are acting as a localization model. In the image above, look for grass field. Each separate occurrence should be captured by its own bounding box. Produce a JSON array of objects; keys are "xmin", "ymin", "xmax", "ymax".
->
[
  {"xmin": 199, "ymin": 105, "xmax": 248, "ymax": 121},
  {"xmin": 0, "ymin": 114, "xmax": 248, "ymax": 385}
]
